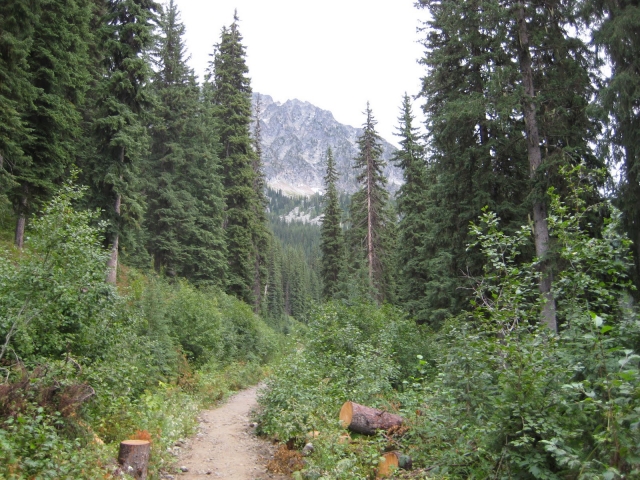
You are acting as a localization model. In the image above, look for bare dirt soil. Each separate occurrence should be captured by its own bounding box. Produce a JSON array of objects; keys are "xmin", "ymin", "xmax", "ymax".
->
[{"xmin": 172, "ymin": 385, "xmax": 288, "ymax": 480}]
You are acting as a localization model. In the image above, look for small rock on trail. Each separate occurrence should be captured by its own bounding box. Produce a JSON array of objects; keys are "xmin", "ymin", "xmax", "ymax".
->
[{"xmin": 174, "ymin": 385, "xmax": 288, "ymax": 480}]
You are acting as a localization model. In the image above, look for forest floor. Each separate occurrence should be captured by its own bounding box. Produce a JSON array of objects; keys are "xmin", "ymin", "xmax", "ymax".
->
[{"xmin": 171, "ymin": 385, "xmax": 288, "ymax": 480}]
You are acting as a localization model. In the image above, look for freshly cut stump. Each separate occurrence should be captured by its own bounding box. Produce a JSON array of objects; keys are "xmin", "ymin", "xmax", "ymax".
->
[
  {"xmin": 118, "ymin": 439, "xmax": 151, "ymax": 479},
  {"xmin": 377, "ymin": 452, "xmax": 412, "ymax": 478},
  {"xmin": 339, "ymin": 401, "xmax": 403, "ymax": 435},
  {"xmin": 376, "ymin": 452, "xmax": 399, "ymax": 478}
]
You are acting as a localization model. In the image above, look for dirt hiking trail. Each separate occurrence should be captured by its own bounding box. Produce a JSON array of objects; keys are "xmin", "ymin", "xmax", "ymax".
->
[{"xmin": 174, "ymin": 385, "xmax": 288, "ymax": 480}]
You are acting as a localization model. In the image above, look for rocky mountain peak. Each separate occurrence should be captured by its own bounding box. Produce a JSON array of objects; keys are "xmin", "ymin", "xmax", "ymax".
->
[{"xmin": 253, "ymin": 93, "xmax": 401, "ymax": 196}]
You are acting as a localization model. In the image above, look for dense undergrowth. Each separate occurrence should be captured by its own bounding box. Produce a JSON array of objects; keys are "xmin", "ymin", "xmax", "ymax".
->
[
  {"xmin": 0, "ymin": 184, "xmax": 287, "ymax": 479},
  {"xmin": 258, "ymin": 173, "xmax": 640, "ymax": 479}
]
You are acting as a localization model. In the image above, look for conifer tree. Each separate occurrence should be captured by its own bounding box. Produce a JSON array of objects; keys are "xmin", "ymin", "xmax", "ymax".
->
[
  {"xmin": 251, "ymin": 93, "xmax": 271, "ymax": 312},
  {"xmin": 282, "ymin": 246, "xmax": 310, "ymax": 320},
  {"xmin": 348, "ymin": 104, "xmax": 394, "ymax": 303},
  {"xmin": 146, "ymin": 0, "xmax": 226, "ymax": 285},
  {"xmin": 393, "ymin": 94, "xmax": 430, "ymax": 321},
  {"xmin": 320, "ymin": 148, "xmax": 344, "ymax": 300},
  {"xmin": 80, "ymin": 0, "xmax": 158, "ymax": 283},
  {"xmin": 416, "ymin": 0, "xmax": 599, "ymax": 327},
  {"xmin": 2, "ymin": 0, "xmax": 93, "ymax": 247},
  {"xmin": 0, "ymin": 0, "xmax": 37, "ymax": 204},
  {"xmin": 266, "ymin": 239, "xmax": 285, "ymax": 329},
  {"xmin": 205, "ymin": 12, "xmax": 268, "ymax": 305},
  {"xmin": 588, "ymin": 0, "xmax": 640, "ymax": 290}
]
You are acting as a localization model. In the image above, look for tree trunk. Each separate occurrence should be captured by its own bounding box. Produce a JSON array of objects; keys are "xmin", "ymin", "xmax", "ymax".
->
[
  {"xmin": 118, "ymin": 439, "xmax": 150, "ymax": 479},
  {"xmin": 14, "ymin": 186, "xmax": 28, "ymax": 248},
  {"xmin": 339, "ymin": 401, "xmax": 403, "ymax": 435},
  {"xmin": 106, "ymin": 192, "xmax": 122, "ymax": 285},
  {"xmin": 516, "ymin": 2, "xmax": 557, "ymax": 332}
]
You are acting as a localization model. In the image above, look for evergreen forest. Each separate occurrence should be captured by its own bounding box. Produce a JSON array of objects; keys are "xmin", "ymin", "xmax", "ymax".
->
[{"xmin": 1, "ymin": 0, "xmax": 640, "ymax": 478}]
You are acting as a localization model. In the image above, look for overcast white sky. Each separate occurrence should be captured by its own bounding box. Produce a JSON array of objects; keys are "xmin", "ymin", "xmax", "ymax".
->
[{"xmin": 176, "ymin": 0, "xmax": 427, "ymax": 145}]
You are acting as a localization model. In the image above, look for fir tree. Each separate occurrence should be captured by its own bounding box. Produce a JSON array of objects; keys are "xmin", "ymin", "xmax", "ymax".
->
[
  {"xmin": 205, "ymin": 12, "xmax": 268, "ymax": 306},
  {"xmin": 393, "ymin": 94, "xmax": 430, "ymax": 321},
  {"xmin": 80, "ymin": 0, "xmax": 158, "ymax": 283},
  {"xmin": 282, "ymin": 245, "xmax": 311, "ymax": 321},
  {"xmin": 320, "ymin": 147, "xmax": 344, "ymax": 300},
  {"xmin": 588, "ymin": 0, "xmax": 640, "ymax": 290},
  {"xmin": 0, "ymin": 0, "xmax": 37, "ymax": 205},
  {"xmin": 266, "ymin": 238, "xmax": 285, "ymax": 329},
  {"xmin": 348, "ymin": 104, "xmax": 394, "ymax": 303},
  {"xmin": 3, "ymin": 0, "xmax": 93, "ymax": 247},
  {"xmin": 251, "ymin": 93, "xmax": 271, "ymax": 312},
  {"xmin": 416, "ymin": 0, "xmax": 599, "ymax": 328},
  {"xmin": 146, "ymin": 0, "xmax": 226, "ymax": 285}
]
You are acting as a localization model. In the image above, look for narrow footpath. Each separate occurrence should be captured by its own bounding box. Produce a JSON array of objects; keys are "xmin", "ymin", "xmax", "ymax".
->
[{"xmin": 174, "ymin": 385, "xmax": 287, "ymax": 480}]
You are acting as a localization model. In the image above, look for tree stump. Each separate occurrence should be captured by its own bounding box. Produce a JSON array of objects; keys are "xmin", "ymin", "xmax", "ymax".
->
[
  {"xmin": 377, "ymin": 451, "xmax": 412, "ymax": 478},
  {"xmin": 339, "ymin": 401, "xmax": 403, "ymax": 435},
  {"xmin": 377, "ymin": 452, "xmax": 399, "ymax": 478},
  {"xmin": 118, "ymin": 439, "xmax": 151, "ymax": 480}
]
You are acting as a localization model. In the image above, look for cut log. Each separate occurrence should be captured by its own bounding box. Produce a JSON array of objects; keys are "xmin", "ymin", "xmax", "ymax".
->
[
  {"xmin": 377, "ymin": 452, "xmax": 412, "ymax": 478},
  {"xmin": 377, "ymin": 452, "xmax": 399, "ymax": 478},
  {"xmin": 118, "ymin": 439, "xmax": 151, "ymax": 480},
  {"xmin": 339, "ymin": 401, "xmax": 403, "ymax": 435}
]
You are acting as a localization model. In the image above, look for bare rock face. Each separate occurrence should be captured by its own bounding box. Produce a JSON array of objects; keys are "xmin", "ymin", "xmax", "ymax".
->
[{"xmin": 253, "ymin": 93, "xmax": 401, "ymax": 196}]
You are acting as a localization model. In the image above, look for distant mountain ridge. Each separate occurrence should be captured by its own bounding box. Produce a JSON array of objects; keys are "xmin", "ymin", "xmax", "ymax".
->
[{"xmin": 253, "ymin": 94, "xmax": 401, "ymax": 196}]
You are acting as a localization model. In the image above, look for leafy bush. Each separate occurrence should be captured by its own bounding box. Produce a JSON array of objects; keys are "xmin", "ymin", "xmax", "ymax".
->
[
  {"xmin": 0, "ymin": 184, "xmax": 284, "ymax": 478},
  {"xmin": 258, "ymin": 301, "xmax": 430, "ymax": 478},
  {"xmin": 404, "ymin": 171, "xmax": 640, "ymax": 478},
  {"xmin": 0, "ymin": 182, "xmax": 116, "ymax": 365}
]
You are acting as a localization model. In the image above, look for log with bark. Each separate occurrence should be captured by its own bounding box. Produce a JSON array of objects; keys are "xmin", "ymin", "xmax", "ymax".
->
[
  {"xmin": 339, "ymin": 401, "xmax": 403, "ymax": 435},
  {"xmin": 118, "ymin": 439, "xmax": 151, "ymax": 480}
]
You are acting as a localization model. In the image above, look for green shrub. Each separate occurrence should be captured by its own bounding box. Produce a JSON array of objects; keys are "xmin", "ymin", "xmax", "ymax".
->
[
  {"xmin": 258, "ymin": 301, "xmax": 430, "ymax": 477},
  {"xmin": 404, "ymin": 170, "xmax": 640, "ymax": 479},
  {"xmin": 0, "ymin": 184, "xmax": 284, "ymax": 478}
]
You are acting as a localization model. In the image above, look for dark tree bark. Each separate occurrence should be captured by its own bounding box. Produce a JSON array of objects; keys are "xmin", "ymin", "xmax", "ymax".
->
[
  {"xmin": 118, "ymin": 439, "xmax": 150, "ymax": 479},
  {"xmin": 14, "ymin": 187, "xmax": 28, "ymax": 249},
  {"xmin": 516, "ymin": 2, "xmax": 557, "ymax": 332}
]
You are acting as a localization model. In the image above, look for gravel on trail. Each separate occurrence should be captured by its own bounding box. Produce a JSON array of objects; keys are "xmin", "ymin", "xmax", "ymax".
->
[{"xmin": 171, "ymin": 385, "xmax": 288, "ymax": 480}]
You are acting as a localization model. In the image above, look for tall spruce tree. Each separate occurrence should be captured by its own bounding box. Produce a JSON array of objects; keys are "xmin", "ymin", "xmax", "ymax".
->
[
  {"xmin": 3, "ymin": 0, "xmax": 92, "ymax": 247},
  {"xmin": 348, "ymin": 104, "xmax": 394, "ymax": 303},
  {"xmin": 0, "ymin": 0, "xmax": 37, "ymax": 205},
  {"xmin": 416, "ymin": 0, "xmax": 600, "ymax": 328},
  {"xmin": 588, "ymin": 0, "xmax": 640, "ymax": 291},
  {"xmin": 266, "ymin": 238, "xmax": 286, "ymax": 329},
  {"xmin": 205, "ymin": 12, "xmax": 268, "ymax": 306},
  {"xmin": 80, "ymin": 0, "xmax": 158, "ymax": 283},
  {"xmin": 393, "ymin": 94, "xmax": 430, "ymax": 321},
  {"xmin": 146, "ymin": 0, "xmax": 226, "ymax": 285},
  {"xmin": 251, "ymin": 93, "xmax": 271, "ymax": 312},
  {"xmin": 320, "ymin": 147, "xmax": 344, "ymax": 300}
]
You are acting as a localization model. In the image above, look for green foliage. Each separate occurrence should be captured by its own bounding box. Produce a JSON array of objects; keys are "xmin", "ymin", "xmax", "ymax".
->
[
  {"xmin": 7, "ymin": 0, "xmax": 93, "ymax": 232},
  {"xmin": 415, "ymin": 0, "xmax": 602, "ymax": 327},
  {"xmin": 404, "ymin": 173, "xmax": 640, "ymax": 478},
  {"xmin": 79, "ymin": 0, "xmax": 158, "ymax": 268},
  {"xmin": 258, "ymin": 301, "xmax": 430, "ymax": 477},
  {"xmin": 145, "ymin": 0, "xmax": 227, "ymax": 285},
  {"xmin": 346, "ymin": 105, "xmax": 396, "ymax": 303},
  {"xmin": 0, "ymin": 182, "xmax": 114, "ymax": 362},
  {"xmin": 393, "ymin": 94, "xmax": 430, "ymax": 322},
  {"xmin": 205, "ymin": 12, "xmax": 269, "ymax": 307},
  {"xmin": 320, "ymin": 148, "xmax": 344, "ymax": 300},
  {"xmin": 0, "ymin": 185, "xmax": 283, "ymax": 478},
  {"xmin": 589, "ymin": 0, "xmax": 640, "ymax": 291},
  {"xmin": 0, "ymin": 404, "xmax": 107, "ymax": 479}
]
